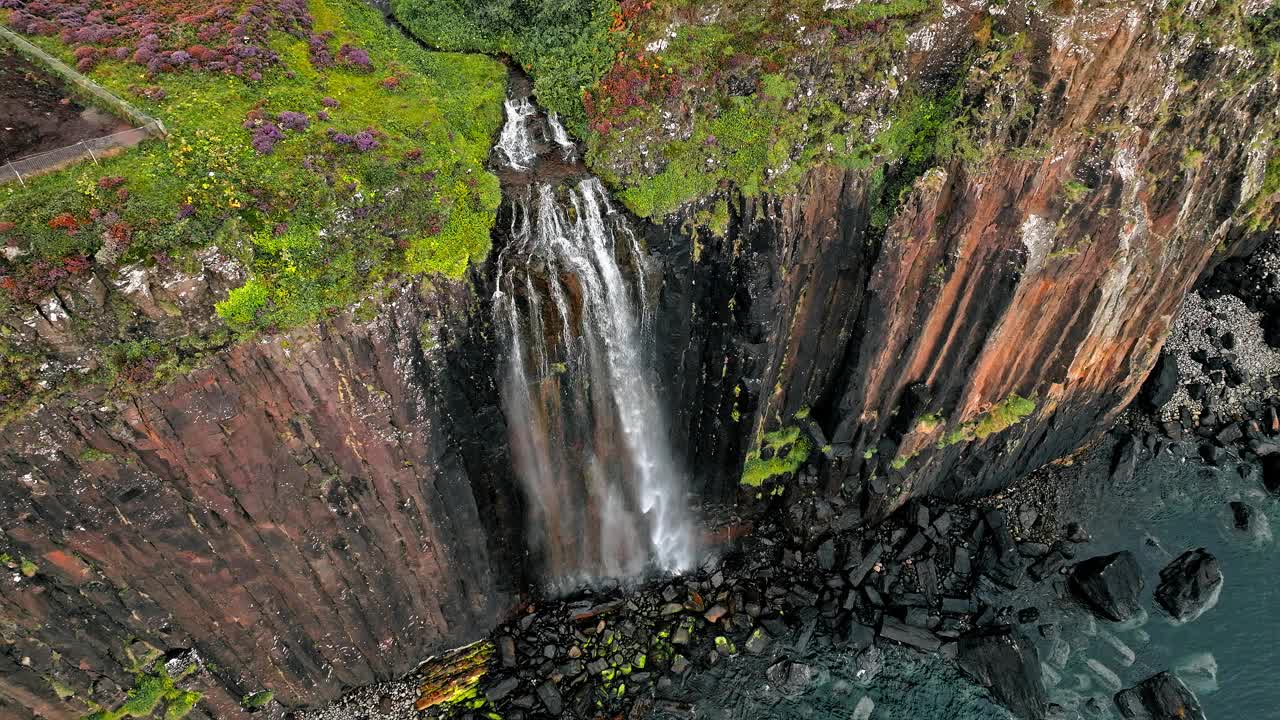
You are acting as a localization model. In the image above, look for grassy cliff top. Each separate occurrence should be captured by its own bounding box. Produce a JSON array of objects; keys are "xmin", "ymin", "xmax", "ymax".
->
[
  {"xmin": 394, "ymin": 0, "xmax": 1280, "ymax": 225},
  {"xmin": 0, "ymin": 0, "xmax": 505, "ymax": 333}
]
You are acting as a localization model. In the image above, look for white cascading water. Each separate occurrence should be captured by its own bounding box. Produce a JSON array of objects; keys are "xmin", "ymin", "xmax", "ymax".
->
[
  {"xmin": 491, "ymin": 93, "xmax": 697, "ymax": 585},
  {"xmin": 496, "ymin": 97, "xmax": 538, "ymax": 169},
  {"xmin": 546, "ymin": 112, "xmax": 576, "ymax": 160}
]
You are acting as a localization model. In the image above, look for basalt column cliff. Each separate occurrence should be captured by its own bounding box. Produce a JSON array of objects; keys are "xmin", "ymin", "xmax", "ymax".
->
[{"xmin": 0, "ymin": 0, "xmax": 1277, "ymax": 717}]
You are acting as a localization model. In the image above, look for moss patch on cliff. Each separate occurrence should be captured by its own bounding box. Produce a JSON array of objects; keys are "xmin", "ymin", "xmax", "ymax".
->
[
  {"xmin": 938, "ymin": 394, "xmax": 1036, "ymax": 448},
  {"xmin": 740, "ymin": 425, "xmax": 811, "ymax": 487},
  {"xmin": 1, "ymin": 0, "xmax": 505, "ymax": 334},
  {"xmin": 83, "ymin": 664, "xmax": 202, "ymax": 720}
]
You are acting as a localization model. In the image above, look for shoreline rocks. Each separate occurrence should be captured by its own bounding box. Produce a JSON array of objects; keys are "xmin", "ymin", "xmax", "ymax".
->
[
  {"xmin": 1154, "ymin": 549, "xmax": 1223, "ymax": 623},
  {"xmin": 1068, "ymin": 552, "xmax": 1145, "ymax": 623},
  {"xmin": 1114, "ymin": 672, "xmax": 1206, "ymax": 720},
  {"xmin": 956, "ymin": 629, "xmax": 1049, "ymax": 720}
]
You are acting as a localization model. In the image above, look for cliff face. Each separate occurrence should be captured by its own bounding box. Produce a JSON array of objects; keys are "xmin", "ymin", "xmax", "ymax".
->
[
  {"xmin": 2, "ymin": 0, "xmax": 1278, "ymax": 717},
  {"xmin": 0, "ymin": 278, "xmax": 524, "ymax": 717},
  {"xmin": 653, "ymin": 0, "xmax": 1279, "ymax": 520}
]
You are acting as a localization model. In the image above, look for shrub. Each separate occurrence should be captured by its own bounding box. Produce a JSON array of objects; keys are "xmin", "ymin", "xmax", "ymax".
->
[{"xmin": 277, "ymin": 111, "xmax": 310, "ymax": 132}]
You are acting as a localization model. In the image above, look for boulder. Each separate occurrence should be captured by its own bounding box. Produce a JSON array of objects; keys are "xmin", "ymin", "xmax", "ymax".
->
[
  {"xmin": 956, "ymin": 628, "xmax": 1050, "ymax": 720},
  {"xmin": 1263, "ymin": 453, "xmax": 1280, "ymax": 494},
  {"xmin": 1069, "ymin": 552, "xmax": 1144, "ymax": 622},
  {"xmin": 880, "ymin": 618, "xmax": 942, "ymax": 653},
  {"xmin": 536, "ymin": 681, "xmax": 563, "ymax": 716},
  {"xmin": 765, "ymin": 660, "xmax": 816, "ymax": 696},
  {"xmin": 1114, "ymin": 672, "xmax": 1205, "ymax": 720},
  {"xmin": 1139, "ymin": 353, "xmax": 1180, "ymax": 411},
  {"xmin": 1154, "ymin": 549, "xmax": 1223, "ymax": 622},
  {"xmin": 1229, "ymin": 501, "xmax": 1254, "ymax": 530}
]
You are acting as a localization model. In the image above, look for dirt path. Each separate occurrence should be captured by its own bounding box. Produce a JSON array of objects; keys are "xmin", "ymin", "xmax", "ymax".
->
[{"xmin": 0, "ymin": 47, "xmax": 133, "ymax": 163}]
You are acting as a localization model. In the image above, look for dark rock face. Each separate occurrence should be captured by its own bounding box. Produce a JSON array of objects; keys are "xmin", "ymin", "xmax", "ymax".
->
[
  {"xmin": 1154, "ymin": 549, "xmax": 1223, "ymax": 622},
  {"xmin": 956, "ymin": 629, "xmax": 1049, "ymax": 720},
  {"xmin": 1069, "ymin": 552, "xmax": 1145, "ymax": 622},
  {"xmin": 1114, "ymin": 672, "xmax": 1206, "ymax": 720},
  {"xmin": 0, "ymin": 279, "xmax": 524, "ymax": 716},
  {"xmin": 648, "ymin": 0, "xmax": 1276, "ymax": 523}
]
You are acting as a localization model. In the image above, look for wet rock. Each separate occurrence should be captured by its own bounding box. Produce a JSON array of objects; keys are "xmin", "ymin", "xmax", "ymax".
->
[
  {"xmin": 844, "ymin": 620, "xmax": 876, "ymax": 651},
  {"xmin": 1114, "ymin": 672, "xmax": 1205, "ymax": 720},
  {"xmin": 766, "ymin": 660, "xmax": 816, "ymax": 696},
  {"xmin": 743, "ymin": 627, "xmax": 772, "ymax": 656},
  {"xmin": 1097, "ymin": 629, "xmax": 1136, "ymax": 667},
  {"xmin": 818, "ymin": 538, "xmax": 837, "ymax": 571},
  {"xmin": 1029, "ymin": 550, "xmax": 1069, "ymax": 581},
  {"xmin": 536, "ymin": 681, "xmax": 563, "ymax": 716},
  {"xmin": 486, "ymin": 676, "xmax": 520, "ymax": 702},
  {"xmin": 1045, "ymin": 638, "xmax": 1070, "ymax": 670},
  {"xmin": 1069, "ymin": 552, "xmax": 1144, "ymax": 622},
  {"xmin": 1139, "ymin": 352, "xmax": 1180, "ymax": 412},
  {"xmin": 851, "ymin": 645, "xmax": 883, "ymax": 685},
  {"xmin": 1263, "ymin": 453, "xmax": 1280, "ymax": 493},
  {"xmin": 1087, "ymin": 658, "xmax": 1123, "ymax": 692},
  {"xmin": 1111, "ymin": 436, "xmax": 1139, "ymax": 485},
  {"xmin": 1229, "ymin": 501, "xmax": 1255, "ymax": 530},
  {"xmin": 499, "ymin": 636, "xmax": 517, "ymax": 668},
  {"xmin": 1173, "ymin": 652, "xmax": 1219, "ymax": 695},
  {"xmin": 1154, "ymin": 549, "xmax": 1223, "ymax": 622},
  {"xmin": 879, "ymin": 618, "xmax": 942, "ymax": 653},
  {"xmin": 704, "ymin": 605, "xmax": 728, "ymax": 623},
  {"xmin": 851, "ymin": 696, "xmax": 875, "ymax": 720},
  {"xmin": 956, "ymin": 628, "xmax": 1049, "ymax": 720}
]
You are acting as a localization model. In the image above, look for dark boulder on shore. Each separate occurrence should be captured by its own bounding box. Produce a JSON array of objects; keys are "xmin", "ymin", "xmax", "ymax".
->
[
  {"xmin": 1114, "ymin": 672, "xmax": 1206, "ymax": 720},
  {"xmin": 956, "ymin": 628, "xmax": 1049, "ymax": 720},
  {"xmin": 1069, "ymin": 551, "xmax": 1145, "ymax": 622},
  {"xmin": 1154, "ymin": 548, "xmax": 1223, "ymax": 622},
  {"xmin": 1262, "ymin": 452, "xmax": 1280, "ymax": 494},
  {"xmin": 1138, "ymin": 352, "xmax": 1180, "ymax": 412}
]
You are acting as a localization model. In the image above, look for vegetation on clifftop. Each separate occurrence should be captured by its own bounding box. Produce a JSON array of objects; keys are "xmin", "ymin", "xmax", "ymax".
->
[
  {"xmin": 1, "ymin": 0, "xmax": 505, "ymax": 334},
  {"xmin": 391, "ymin": 0, "xmax": 985, "ymax": 221}
]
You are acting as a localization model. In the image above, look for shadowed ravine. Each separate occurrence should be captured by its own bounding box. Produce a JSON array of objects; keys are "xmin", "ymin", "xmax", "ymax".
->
[{"xmin": 491, "ymin": 85, "xmax": 699, "ymax": 585}]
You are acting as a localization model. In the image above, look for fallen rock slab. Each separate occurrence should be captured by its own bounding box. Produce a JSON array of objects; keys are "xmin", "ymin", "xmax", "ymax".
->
[
  {"xmin": 1069, "ymin": 551, "xmax": 1144, "ymax": 622},
  {"xmin": 879, "ymin": 618, "xmax": 942, "ymax": 653},
  {"xmin": 956, "ymin": 629, "xmax": 1049, "ymax": 720},
  {"xmin": 1114, "ymin": 672, "xmax": 1205, "ymax": 720}
]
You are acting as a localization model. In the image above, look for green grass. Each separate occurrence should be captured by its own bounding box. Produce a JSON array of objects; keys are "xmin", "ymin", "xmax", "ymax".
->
[
  {"xmin": 740, "ymin": 425, "xmax": 811, "ymax": 487},
  {"xmin": 391, "ymin": 0, "xmax": 619, "ymax": 136},
  {"xmin": 1, "ymin": 0, "xmax": 505, "ymax": 335}
]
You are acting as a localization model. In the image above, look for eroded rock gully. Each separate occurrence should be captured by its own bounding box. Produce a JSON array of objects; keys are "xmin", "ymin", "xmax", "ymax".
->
[{"xmin": 2, "ymin": 0, "xmax": 1279, "ymax": 717}]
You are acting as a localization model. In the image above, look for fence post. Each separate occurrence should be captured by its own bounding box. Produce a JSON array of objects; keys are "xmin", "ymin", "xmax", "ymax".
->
[
  {"xmin": 6, "ymin": 160, "xmax": 23, "ymax": 187},
  {"xmin": 82, "ymin": 140, "xmax": 99, "ymax": 165}
]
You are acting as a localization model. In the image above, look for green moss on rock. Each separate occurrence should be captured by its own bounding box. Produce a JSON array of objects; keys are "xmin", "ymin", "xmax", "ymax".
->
[
  {"xmin": 740, "ymin": 425, "xmax": 811, "ymax": 487},
  {"xmin": 938, "ymin": 393, "xmax": 1037, "ymax": 448}
]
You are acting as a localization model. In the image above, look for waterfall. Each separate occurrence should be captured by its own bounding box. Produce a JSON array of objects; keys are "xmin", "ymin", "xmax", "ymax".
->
[
  {"xmin": 496, "ymin": 97, "xmax": 538, "ymax": 169},
  {"xmin": 491, "ymin": 91, "xmax": 697, "ymax": 585},
  {"xmin": 547, "ymin": 112, "xmax": 576, "ymax": 160}
]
